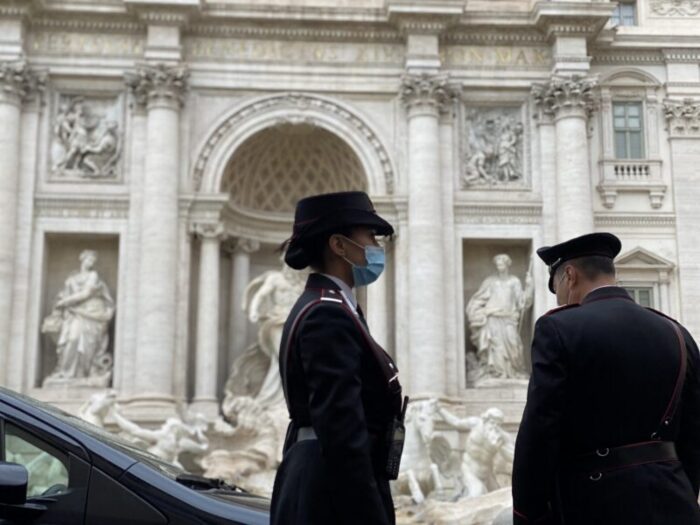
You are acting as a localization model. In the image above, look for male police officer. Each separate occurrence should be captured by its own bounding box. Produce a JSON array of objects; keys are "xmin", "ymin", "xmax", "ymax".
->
[{"xmin": 512, "ymin": 232, "xmax": 700, "ymax": 525}]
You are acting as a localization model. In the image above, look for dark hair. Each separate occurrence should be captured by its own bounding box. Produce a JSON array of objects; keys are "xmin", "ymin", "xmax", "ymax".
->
[{"xmin": 568, "ymin": 255, "xmax": 616, "ymax": 281}]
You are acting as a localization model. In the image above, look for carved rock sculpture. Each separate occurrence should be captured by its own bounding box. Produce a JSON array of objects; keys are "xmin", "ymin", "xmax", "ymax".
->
[
  {"xmin": 466, "ymin": 254, "xmax": 533, "ymax": 382},
  {"xmin": 42, "ymin": 250, "xmax": 115, "ymax": 388},
  {"xmin": 201, "ymin": 263, "xmax": 307, "ymax": 495},
  {"xmin": 51, "ymin": 96, "xmax": 121, "ymax": 179},
  {"xmin": 462, "ymin": 109, "xmax": 524, "ymax": 188},
  {"xmin": 110, "ymin": 406, "xmax": 209, "ymax": 470}
]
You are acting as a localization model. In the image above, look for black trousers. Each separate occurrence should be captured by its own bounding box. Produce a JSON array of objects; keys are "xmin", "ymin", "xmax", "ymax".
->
[{"xmin": 271, "ymin": 439, "xmax": 395, "ymax": 525}]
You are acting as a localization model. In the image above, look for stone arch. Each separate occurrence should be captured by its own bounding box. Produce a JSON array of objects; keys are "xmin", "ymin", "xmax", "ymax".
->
[
  {"xmin": 192, "ymin": 93, "xmax": 397, "ymax": 196},
  {"xmin": 223, "ymin": 124, "xmax": 367, "ymax": 214},
  {"xmin": 599, "ymin": 68, "xmax": 663, "ymax": 87}
]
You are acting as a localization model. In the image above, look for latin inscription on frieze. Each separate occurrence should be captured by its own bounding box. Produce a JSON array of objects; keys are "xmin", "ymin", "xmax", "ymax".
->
[
  {"xmin": 184, "ymin": 37, "xmax": 405, "ymax": 65},
  {"xmin": 28, "ymin": 32, "xmax": 144, "ymax": 57},
  {"xmin": 443, "ymin": 46, "xmax": 552, "ymax": 68}
]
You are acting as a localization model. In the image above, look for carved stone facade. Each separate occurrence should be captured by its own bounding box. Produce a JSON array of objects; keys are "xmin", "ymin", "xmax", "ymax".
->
[{"xmin": 1, "ymin": 2, "xmax": 700, "ymax": 521}]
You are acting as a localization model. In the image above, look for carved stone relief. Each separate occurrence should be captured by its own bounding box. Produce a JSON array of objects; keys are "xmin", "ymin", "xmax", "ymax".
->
[
  {"xmin": 651, "ymin": 0, "xmax": 700, "ymax": 16},
  {"xmin": 663, "ymin": 98, "xmax": 700, "ymax": 137},
  {"xmin": 461, "ymin": 107, "xmax": 525, "ymax": 189},
  {"xmin": 50, "ymin": 95, "xmax": 123, "ymax": 180}
]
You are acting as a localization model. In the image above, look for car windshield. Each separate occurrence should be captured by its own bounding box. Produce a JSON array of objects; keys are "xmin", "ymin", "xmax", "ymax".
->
[{"xmin": 2, "ymin": 388, "xmax": 186, "ymax": 479}]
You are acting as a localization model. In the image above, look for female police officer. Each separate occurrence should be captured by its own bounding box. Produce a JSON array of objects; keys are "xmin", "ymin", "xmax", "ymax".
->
[{"xmin": 270, "ymin": 191, "xmax": 406, "ymax": 525}]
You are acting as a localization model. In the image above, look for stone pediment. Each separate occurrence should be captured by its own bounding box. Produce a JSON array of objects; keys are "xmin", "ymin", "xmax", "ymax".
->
[{"xmin": 616, "ymin": 247, "xmax": 675, "ymax": 270}]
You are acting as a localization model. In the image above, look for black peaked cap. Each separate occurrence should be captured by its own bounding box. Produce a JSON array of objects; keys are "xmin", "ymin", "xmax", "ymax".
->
[
  {"xmin": 284, "ymin": 191, "xmax": 394, "ymax": 270},
  {"xmin": 537, "ymin": 232, "xmax": 622, "ymax": 293}
]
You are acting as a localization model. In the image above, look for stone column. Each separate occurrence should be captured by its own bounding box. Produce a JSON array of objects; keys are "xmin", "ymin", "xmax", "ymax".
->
[
  {"xmin": 533, "ymin": 75, "xmax": 598, "ymax": 242},
  {"xmin": 227, "ymin": 238, "xmax": 260, "ymax": 380},
  {"xmin": 125, "ymin": 64, "xmax": 188, "ymax": 413},
  {"xmin": 664, "ymin": 98, "xmax": 700, "ymax": 334},
  {"xmin": 191, "ymin": 222, "xmax": 226, "ymax": 418},
  {"xmin": 400, "ymin": 73, "xmax": 453, "ymax": 396},
  {"xmin": 0, "ymin": 62, "xmax": 43, "ymax": 386}
]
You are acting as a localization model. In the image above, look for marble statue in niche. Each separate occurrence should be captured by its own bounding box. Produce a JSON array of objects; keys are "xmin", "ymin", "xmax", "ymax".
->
[
  {"xmin": 41, "ymin": 250, "xmax": 115, "ymax": 388},
  {"xmin": 51, "ymin": 95, "xmax": 122, "ymax": 179},
  {"xmin": 461, "ymin": 107, "xmax": 525, "ymax": 188},
  {"xmin": 466, "ymin": 254, "xmax": 533, "ymax": 382},
  {"xmin": 202, "ymin": 262, "xmax": 308, "ymax": 495}
]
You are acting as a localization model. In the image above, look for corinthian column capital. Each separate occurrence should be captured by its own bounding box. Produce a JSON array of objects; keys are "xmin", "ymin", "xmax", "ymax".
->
[
  {"xmin": 190, "ymin": 221, "xmax": 227, "ymax": 241},
  {"xmin": 400, "ymin": 72, "xmax": 457, "ymax": 115},
  {"xmin": 532, "ymin": 74, "xmax": 599, "ymax": 120},
  {"xmin": 663, "ymin": 98, "xmax": 700, "ymax": 137},
  {"xmin": 0, "ymin": 61, "xmax": 46, "ymax": 106},
  {"xmin": 125, "ymin": 63, "xmax": 189, "ymax": 111}
]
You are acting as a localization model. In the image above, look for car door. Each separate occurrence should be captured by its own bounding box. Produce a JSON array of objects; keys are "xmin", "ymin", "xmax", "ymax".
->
[{"xmin": 0, "ymin": 414, "xmax": 90, "ymax": 524}]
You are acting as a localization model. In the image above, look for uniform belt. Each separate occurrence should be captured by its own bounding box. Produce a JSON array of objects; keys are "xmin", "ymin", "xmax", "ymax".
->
[
  {"xmin": 296, "ymin": 426, "xmax": 317, "ymax": 442},
  {"xmin": 568, "ymin": 441, "xmax": 677, "ymax": 479}
]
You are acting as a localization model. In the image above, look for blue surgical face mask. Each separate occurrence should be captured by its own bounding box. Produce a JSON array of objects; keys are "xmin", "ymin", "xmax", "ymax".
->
[{"xmin": 341, "ymin": 236, "xmax": 386, "ymax": 287}]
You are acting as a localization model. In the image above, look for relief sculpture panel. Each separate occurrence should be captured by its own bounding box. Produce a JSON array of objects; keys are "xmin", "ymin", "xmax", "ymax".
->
[
  {"xmin": 461, "ymin": 107, "xmax": 526, "ymax": 189},
  {"xmin": 50, "ymin": 95, "xmax": 123, "ymax": 181}
]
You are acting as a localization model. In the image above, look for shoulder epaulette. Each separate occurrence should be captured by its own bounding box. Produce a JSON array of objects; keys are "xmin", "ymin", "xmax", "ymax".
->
[
  {"xmin": 645, "ymin": 306, "xmax": 679, "ymax": 324},
  {"xmin": 544, "ymin": 303, "xmax": 580, "ymax": 316}
]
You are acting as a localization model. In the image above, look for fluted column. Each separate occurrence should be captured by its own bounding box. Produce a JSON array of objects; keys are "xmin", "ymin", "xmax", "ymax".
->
[
  {"xmin": 125, "ymin": 64, "xmax": 188, "ymax": 411},
  {"xmin": 227, "ymin": 238, "xmax": 260, "ymax": 369},
  {"xmin": 191, "ymin": 222, "xmax": 227, "ymax": 418},
  {"xmin": 0, "ymin": 61, "xmax": 44, "ymax": 386},
  {"xmin": 400, "ymin": 73, "xmax": 453, "ymax": 395},
  {"xmin": 533, "ymin": 75, "xmax": 598, "ymax": 242},
  {"xmin": 664, "ymin": 98, "xmax": 700, "ymax": 334}
]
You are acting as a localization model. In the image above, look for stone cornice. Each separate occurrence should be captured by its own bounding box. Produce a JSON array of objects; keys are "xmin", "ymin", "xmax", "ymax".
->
[
  {"xmin": 594, "ymin": 214, "xmax": 676, "ymax": 228},
  {"xmin": 400, "ymin": 72, "xmax": 458, "ymax": 113},
  {"xmin": 532, "ymin": 1, "xmax": 616, "ymax": 41},
  {"xmin": 34, "ymin": 193, "xmax": 130, "ymax": 220},
  {"xmin": 124, "ymin": 0, "xmax": 202, "ymax": 27},
  {"xmin": 386, "ymin": 0, "xmax": 464, "ymax": 35},
  {"xmin": 0, "ymin": 61, "xmax": 46, "ymax": 105},
  {"xmin": 0, "ymin": 3, "xmax": 33, "ymax": 18},
  {"xmin": 454, "ymin": 203, "xmax": 542, "ymax": 224},
  {"xmin": 443, "ymin": 28, "xmax": 546, "ymax": 45},
  {"xmin": 662, "ymin": 48, "xmax": 700, "ymax": 64},
  {"xmin": 532, "ymin": 74, "xmax": 599, "ymax": 119},
  {"xmin": 663, "ymin": 98, "xmax": 700, "ymax": 137},
  {"xmin": 29, "ymin": 16, "xmax": 144, "ymax": 34},
  {"xmin": 125, "ymin": 63, "xmax": 189, "ymax": 109},
  {"xmin": 591, "ymin": 50, "xmax": 666, "ymax": 65},
  {"xmin": 186, "ymin": 23, "xmax": 401, "ymax": 43}
]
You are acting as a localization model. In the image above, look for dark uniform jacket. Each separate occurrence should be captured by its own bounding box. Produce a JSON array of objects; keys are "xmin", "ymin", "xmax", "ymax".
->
[
  {"xmin": 513, "ymin": 286, "xmax": 700, "ymax": 524},
  {"xmin": 270, "ymin": 273, "xmax": 402, "ymax": 525}
]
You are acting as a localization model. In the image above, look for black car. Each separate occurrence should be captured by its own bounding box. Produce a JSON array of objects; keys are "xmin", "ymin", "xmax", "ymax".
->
[{"xmin": 0, "ymin": 387, "xmax": 270, "ymax": 524}]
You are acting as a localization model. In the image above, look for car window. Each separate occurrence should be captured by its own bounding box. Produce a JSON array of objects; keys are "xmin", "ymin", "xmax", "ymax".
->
[{"xmin": 3, "ymin": 422, "xmax": 69, "ymax": 497}]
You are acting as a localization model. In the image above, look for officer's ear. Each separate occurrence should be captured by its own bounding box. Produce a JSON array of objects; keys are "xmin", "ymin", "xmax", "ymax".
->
[
  {"xmin": 327, "ymin": 234, "xmax": 347, "ymax": 258},
  {"xmin": 565, "ymin": 264, "xmax": 578, "ymax": 287}
]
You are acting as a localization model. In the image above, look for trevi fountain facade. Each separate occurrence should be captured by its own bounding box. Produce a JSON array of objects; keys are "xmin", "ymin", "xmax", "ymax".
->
[{"xmin": 1, "ymin": 1, "xmax": 700, "ymax": 523}]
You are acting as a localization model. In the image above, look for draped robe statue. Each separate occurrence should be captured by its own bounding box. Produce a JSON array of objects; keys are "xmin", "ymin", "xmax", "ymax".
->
[{"xmin": 466, "ymin": 254, "xmax": 533, "ymax": 381}]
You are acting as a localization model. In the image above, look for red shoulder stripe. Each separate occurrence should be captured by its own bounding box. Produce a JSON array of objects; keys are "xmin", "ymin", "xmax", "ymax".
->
[{"xmin": 544, "ymin": 303, "xmax": 580, "ymax": 316}]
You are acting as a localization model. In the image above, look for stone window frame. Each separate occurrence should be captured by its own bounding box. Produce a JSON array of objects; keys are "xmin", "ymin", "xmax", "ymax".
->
[
  {"xmin": 611, "ymin": 1, "xmax": 638, "ymax": 27},
  {"xmin": 615, "ymin": 246, "xmax": 675, "ymax": 314},
  {"xmin": 596, "ymin": 70, "xmax": 666, "ymax": 209},
  {"xmin": 612, "ymin": 100, "xmax": 645, "ymax": 159}
]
